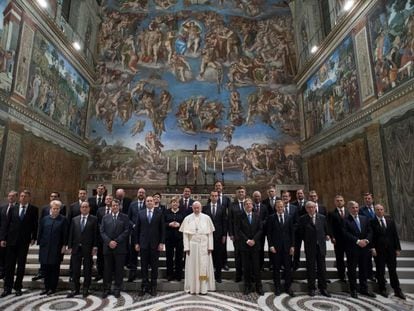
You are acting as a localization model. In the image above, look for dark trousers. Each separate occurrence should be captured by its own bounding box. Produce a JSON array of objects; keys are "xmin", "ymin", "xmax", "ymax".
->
[
  {"xmin": 376, "ymin": 250, "xmax": 400, "ymax": 292},
  {"xmin": 96, "ymin": 245, "xmax": 104, "ymax": 277},
  {"xmin": 305, "ymin": 248, "xmax": 327, "ymax": 291},
  {"xmin": 293, "ymin": 234, "xmax": 302, "ymax": 268},
  {"xmin": 272, "ymin": 250, "xmax": 292, "ymax": 290},
  {"xmin": 103, "ymin": 253, "xmax": 125, "ymax": 291},
  {"xmin": 233, "ymin": 240, "xmax": 243, "ymax": 279},
  {"xmin": 4, "ymin": 243, "xmax": 30, "ymax": 291},
  {"xmin": 222, "ymin": 239, "xmax": 228, "ymax": 266},
  {"xmin": 0, "ymin": 246, "xmax": 6, "ymax": 276},
  {"xmin": 212, "ymin": 238, "xmax": 224, "ymax": 280},
  {"xmin": 333, "ymin": 241, "xmax": 346, "ymax": 280},
  {"xmin": 166, "ymin": 239, "xmax": 183, "ymax": 280},
  {"xmin": 43, "ymin": 264, "xmax": 60, "ymax": 291},
  {"xmin": 259, "ymin": 235, "xmax": 265, "ymax": 269},
  {"xmin": 241, "ymin": 249, "xmax": 262, "ymax": 290},
  {"xmin": 71, "ymin": 248, "xmax": 93, "ymax": 291},
  {"xmin": 140, "ymin": 249, "xmax": 160, "ymax": 289},
  {"xmin": 128, "ymin": 242, "xmax": 139, "ymax": 270},
  {"xmin": 347, "ymin": 248, "xmax": 369, "ymax": 292}
]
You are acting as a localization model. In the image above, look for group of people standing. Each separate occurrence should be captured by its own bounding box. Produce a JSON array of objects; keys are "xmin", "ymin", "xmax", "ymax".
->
[{"xmin": 0, "ymin": 183, "xmax": 407, "ymax": 301}]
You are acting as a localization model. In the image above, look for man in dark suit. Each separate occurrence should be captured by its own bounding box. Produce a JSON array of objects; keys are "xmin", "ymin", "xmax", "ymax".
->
[
  {"xmin": 100, "ymin": 199, "xmax": 130, "ymax": 298},
  {"xmin": 228, "ymin": 186, "xmax": 247, "ymax": 282},
  {"xmin": 95, "ymin": 195, "xmax": 113, "ymax": 282},
  {"xmin": 344, "ymin": 200, "xmax": 375, "ymax": 298},
  {"xmin": 371, "ymin": 204, "xmax": 405, "ymax": 299},
  {"xmin": 67, "ymin": 201, "xmax": 98, "ymax": 298},
  {"xmin": 308, "ymin": 190, "xmax": 327, "ymax": 216},
  {"xmin": 267, "ymin": 199, "xmax": 295, "ymax": 296},
  {"xmin": 127, "ymin": 187, "xmax": 146, "ymax": 282},
  {"xmin": 153, "ymin": 193, "xmax": 166, "ymax": 214},
  {"xmin": 298, "ymin": 201, "xmax": 331, "ymax": 297},
  {"xmin": 115, "ymin": 188, "xmax": 132, "ymax": 215},
  {"xmin": 235, "ymin": 198, "xmax": 263, "ymax": 295},
  {"xmin": 0, "ymin": 190, "xmax": 38, "ymax": 297},
  {"xmin": 68, "ymin": 189, "xmax": 88, "ymax": 226},
  {"xmin": 252, "ymin": 191, "xmax": 269, "ymax": 270},
  {"xmin": 359, "ymin": 192, "xmax": 376, "ymax": 281},
  {"xmin": 203, "ymin": 191, "xmax": 227, "ymax": 283},
  {"xmin": 88, "ymin": 184, "xmax": 106, "ymax": 216},
  {"xmin": 135, "ymin": 196, "xmax": 165, "ymax": 296},
  {"xmin": 0, "ymin": 191, "xmax": 18, "ymax": 279},
  {"xmin": 262, "ymin": 186, "xmax": 279, "ymax": 216},
  {"xmin": 292, "ymin": 189, "xmax": 306, "ymax": 270},
  {"xmin": 33, "ymin": 192, "xmax": 67, "ymax": 282},
  {"xmin": 327, "ymin": 195, "xmax": 348, "ymax": 282},
  {"xmin": 179, "ymin": 187, "xmax": 195, "ymax": 216}
]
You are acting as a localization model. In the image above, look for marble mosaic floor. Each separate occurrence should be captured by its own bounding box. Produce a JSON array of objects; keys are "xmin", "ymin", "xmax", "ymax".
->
[{"xmin": 0, "ymin": 290, "xmax": 412, "ymax": 310}]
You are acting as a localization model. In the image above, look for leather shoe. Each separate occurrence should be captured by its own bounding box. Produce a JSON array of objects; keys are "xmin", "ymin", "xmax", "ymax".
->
[
  {"xmin": 350, "ymin": 291, "xmax": 358, "ymax": 298},
  {"xmin": 243, "ymin": 287, "xmax": 250, "ymax": 295},
  {"xmin": 0, "ymin": 290, "xmax": 11, "ymax": 298},
  {"xmin": 378, "ymin": 289, "xmax": 388, "ymax": 298},
  {"xmin": 308, "ymin": 290, "xmax": 315, "ymax": 297},
  {"xmin": 40, "ymin": 289, "xmax": 49, "ymax": 295},
  {"xmin": 150, "ymin": 288, "xmax": 157, "ymax": 296},
  {"xmin": 223, "ymin": 265, "xmax": 229, "ymax": 271},
  {"xmin": 216, "ymin": 278, "xmax": 222, "ymax": 283},
  {"xmin": 286, "ymin": 288, "xmax": 295, "ymax": 297},
  {"xmin": 82, "ymin": 289, "xmax": 90, "ymax": 298},
  {"xmin": 256, "ymin": 288, "xmax": 264, "ymax": 296},
  {"xmin": 235, "ymin": 277, "xmax": 242, "ymax": 283},
  {"xmin": 339, "ymin": 278, "xmax": 347, "ymax": 283},
  {"xmin": 47, "ymin": 290, "xmax": 55, "ymax": 296},
  {"xmin": 113, "ymin": 290, "xmax": 121, "ymax": 298},
  {"xmin": 67, "ymin": 290, "xmax": 79, "ymax": 298},
  {"xmin": 15, "ymin": 290, "xmax": 22, "ymax": 296},
  {"xmin": 32, "ymin": 274, "xmax": 44, "ymax": 281},
  {"xmin": 274, "ymin": 288, "xmax": 281, "ymax": 296},
  {"xmin": 94, "ymin": 275, "xmax": 102, "ymax": 282},
  {"xmin": 101, "ymin": 291, "xmax": 110, "ymax": 299},
  {"xmin": 138, "ymin": 289, "xmax": 146, "ymax": 296},
  {"xmin": 360, "ymin": 290, "xmax": 376, "ymax": 298},
  {"xmin": 320, "ymin": 289, "xmax": 331, "ymax": 297},
  {"xmin": 394, "ymin": 290, "xmax": 406, "ymax": 300}
]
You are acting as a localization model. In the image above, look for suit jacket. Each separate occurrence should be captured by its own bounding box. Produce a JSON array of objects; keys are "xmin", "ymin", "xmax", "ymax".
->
[
  {"xmin": 0, "ymin": 203, "xmax": 17, "ymax": 234},
  {"xmin": 343, "ymin": 214, "xmax": 373, "ymax": 252},
  {"xmin": 315, "ymin": 203, "xmax": 327, "ymax": 216},
  {"xmin": 228, "ymin": 201, "xmax": 245, "ymax": 237},
  {"xmin": 262, "ymin": 197, "xmax": 280, "ymax": 215},
  {"xmin": 128, "ymin": 200, "xmax": 146, "ymax": 225},
  {"xmin": 267, "ymin": 213, "xmax": 295, "ymax": 252},
  {"xmin": 68, "ymin": 201, "xmax": 85, "ymax": 225},
  {"xmin": 68, "ymin": 214, "xmax": 98, "ymax": 254},
  {"xmin": 284, "ymin": 203, "xmax": 298, "ymax": 222},
  {"xmin": 154, "ymin": 204, "xmax": 166, "ymax": 215},
  {"xmin": 298, "ymin": 213, "xmax": 328, "ymax": 257},
  {"xmin": 119, "ymin": 197, "xmax": 132, "ymax": 215},
  {"xmin": 234, "ymin": 212, "xmax": 262, "ymax": 251},
  {"xmin": 164, "ymin": 209, "xmax": 185, "ymax": 242},
  {"xmin": 97, "ymin": 206, "xmax": 111, "ymax": 225},
  {"xmin": 327, "ymin": 208, "xmax": 348, "ymax": 244},
  {"xmin": 207, "ymin": 194, "xmax": 231, "ymax": 211},
  {"xmin": 41, "ymin": 204, "xmax": 67, "ymax": 219},
  {"xmin": 0, "ymin": 203, "xmax": 38, "ymax": 246},
  {"xmin": 370, "ymin": 216, "xmax": 401, "ymax": 254},
  {"xmin": 359, "ymin": 205, "xmax": 376, "ymax": 220},
  {"xmin": 100, "ymin": 213, "xmax": 130, "ymax": 255},
  {"xmin": 38, "ymin": 214, "xmax": 68, "ymax": 265},
  {"xmin": 292, "ymin": 200, "xmax": 307, "ymax": 217},
  {"xmin": 88, "ymin": 196, "xmax": 105, "ymax": 215},
  {"xmin": 203, "ymin": 203, "xmax": 227, "ymax": 240},
  {"xmin": 179, "ymin": 198, "xmax": 195, "ymax": 216},
  {"xmin": 135, "ymin": 208, "xmax": 165, "ymax": 250}
]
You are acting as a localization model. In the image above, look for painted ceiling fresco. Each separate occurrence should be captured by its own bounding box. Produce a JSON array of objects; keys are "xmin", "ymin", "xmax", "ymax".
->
[{"xmin": 89, "ymin": 0, "xmax": 301, "ymax": 187}]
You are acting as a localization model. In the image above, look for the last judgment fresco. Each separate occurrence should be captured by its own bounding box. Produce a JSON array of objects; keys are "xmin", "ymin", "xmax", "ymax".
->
[{"xmin": 89, "ymin": 0, "xmax": 301, "ymax": 186}]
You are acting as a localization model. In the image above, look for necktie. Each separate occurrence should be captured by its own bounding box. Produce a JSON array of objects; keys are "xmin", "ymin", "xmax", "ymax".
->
[
  {"xmin": 239, "ymin": 201, "xmax": 244, "ymax": 211},
  {"xmin": 369, "ymin": 207, "xmax": 375, "ymax": 218},
  {"xmin": 355, "ymin": 216, "xmax": 361, "ymax": 232},
  {"xmin": 148, "ymin": 210, "xmax": 152, "ymax": 223},
  {"xmin": 271, "ymin": 198, "xmax": 275, "ymax": 207},
  {"xmin": 81, "ymin": 216, "xmax": 86, "ymax": 232},
  {"xmin": 138, "ymin": 202, "xmax": 142, "ymax": 209},
  {"xmin": 312, "ymin": 215, "xmax": 316, "ymax": 225},
  {"xmin": 106, "ymin": 207, "xmax": 110, "ymax": 214},
  {"xmin": 212, "ymin": 204, "xmax": 216, "ymax": 217},
  {"xmin": 6, "ymin": 204, "xmax": 12, "ymax": 215},
  {"xmin": 184, "ymin": 199, "xmax": 188, "ymax": 209},
  {"xmin": 98, "ymin": 197, "xmax": 102, "ymax": 205},
  {"xmin": 19, "ymin": 206, "xmax": 26, "ymax": 220},
  {"xmin": 248, "ymin": 213, "xmax": 252, "ymax": 224},
  {"xmin": 340, "ymin": 209, "xmax": 344, "ymax": 218},
  {"xmin": 285, "ymin": 205, "xmax": 289, "ymax": 215},
  {"xmin": 113, "ymin": 215, "xmax": 117, "ymax": 226},
  {"xmin": 256, "ymin": 204, "xmax": 260, "ymax": 213},
  {"xmin": 279, "ymin": 214, "xmax": 283, "ymax": 225},
  {"xmin": 315, "ymin": 204, "xmax": 319, "ymax": 214},
  {"xmin": 218, "ymin": 196, "xmax": 222, "ymax": 206},
  {"xmin": 380, "ymin": 218, "xmax": 386, "ymax": 229}
]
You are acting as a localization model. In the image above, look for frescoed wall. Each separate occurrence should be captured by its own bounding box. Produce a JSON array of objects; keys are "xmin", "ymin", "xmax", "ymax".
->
[
  {"xmin": 25, "ymin": 31, "xmax": 90, "ymax": 137},
  {"xmin": 368, "ymin": 0, "xmax": 414, "ymax": 97},
  {"xmin": 89, "ymin": 0, "xmax": 301, "ymax": 187},
  {"xmin": 303, "ymin": 36, "xmax": 360, "ymax": 138}
]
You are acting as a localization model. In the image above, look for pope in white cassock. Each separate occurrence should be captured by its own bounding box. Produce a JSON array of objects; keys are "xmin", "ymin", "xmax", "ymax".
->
[{"xmin": 179, "ymin": 201, "xmax": 216, "ymax": 294}]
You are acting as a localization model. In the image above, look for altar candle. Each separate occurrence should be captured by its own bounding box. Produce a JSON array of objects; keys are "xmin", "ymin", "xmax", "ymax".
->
[
  {"xmin": 213, "ymin": 157, "xmax": 216, "ymax": 172},
  {"xmin": 176, "ymin": 156, "xmax": 178, "ymax": 172},
  {"xmin": 221, "ymin": 157, "xmax": 224, "ymax": 173},
  {"xmin": 167, "ymin": 157, "xmax": 170, "ymax": 172},
  {"xmin": 204, "ymin": 157, "xmax": 207, "ymax": 171},
  {"xmin": 185, "ymin": 157, "xmax": 187, "ymax": 172}
]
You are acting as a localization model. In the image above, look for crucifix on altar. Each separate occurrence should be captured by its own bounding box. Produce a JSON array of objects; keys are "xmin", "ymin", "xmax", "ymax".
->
[{"xmin": 181, "ymin": 144, "xmax": 209, "ymax": 185}]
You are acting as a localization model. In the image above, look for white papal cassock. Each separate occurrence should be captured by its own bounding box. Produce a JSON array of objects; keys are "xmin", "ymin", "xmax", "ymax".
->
[{"xmin": 179, "ymin": 213, "xmax": 216, "ymax": 294}]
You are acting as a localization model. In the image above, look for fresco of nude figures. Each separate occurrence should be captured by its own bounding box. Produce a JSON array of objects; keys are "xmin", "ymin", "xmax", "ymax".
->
[
  {"xmin": 89, "ymin": 0, "xmax": 301, "ymax": 186},
  {"xmin": 368, "ymin": 0, "xmax": 414, "ymax": 97},
  {"xmin": 303, "ymin": 36, "xmax": 360, "ymax": 139},
  {"xmin": 25, "ymin": 31, "xmax": 89, "ymax": 137}
]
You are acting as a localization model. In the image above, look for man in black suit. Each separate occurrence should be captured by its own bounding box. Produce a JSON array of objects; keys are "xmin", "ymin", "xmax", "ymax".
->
[
  {"xmin": 0, "ymin": 191, "xmax": 18, "ymax": 279},
  {"xmin": 179, "ymin": 187, "xmax": 195, "ymax": 216},
  {"xmin": 0, "ymin": 190, "xmax": 38, "ymax": 297},
  {"xmin": 298, "ymin": 201, "xmax": 331, "ymax": 297},
  {"xmin": 135, "ymin": 196, "xmax": 165, "ymax": 296},
  {"xmin": 95, "ymin": 195, "xmax": 113, "ymax": 282},
  {"xmin": 371, "ymin": 204, "xmax": 405, "ymax": 299},
  {"xmin": 267, "ymin": 200, "xmax": 295, "ymax": 296},
  {"xmin": 67, "ymin": 201, "xmax": 98, "ymax": 298},
  {"xmin": 359, "ymin": 192, "xmax": 376, "ymax": 281},
  {"xmin": 292, "ymin": 189, "xmax": 306, "ymax": 270},
  {"xmin": 127, "ymin": 187, "xmax": 146, "ymax": 282},
  {"xmin": 262, "ymin": 186, "xmax": 279, "ymax": 216},
  {"xmin": 344, "ymin": 200, "xmax": 376, "ymax": 298},
  {"xmin": 68, "ymin": 189, "xmax": 88, "ymax": 226},
  {"xmin": 327, "ymin": 195, "xmax": 348, "ymax": 283},
  {"xmin": 203, "ymin": 191, "xmax": 227, "ymax": 283},
  {"xmin": 33, "ymin": 192, "xmax": 67, "ymax": 282},
  {"xmin": 115, "ymin": 188, "xmax": 132, "ymax": 215},
  {"xmin": 228, "ymin": 186, "xmax": 247, "ymax": 282},
  {"xmin": 88, "ymin": 184, "xmax": 106, "ymax": 215},
  {"xmin": 308, "ymin": 190, "xmax": 327, "ymax": 216},
  {"xmin": 100, "ymin": 199, "xmax": 130, "ymax": 298},
  {"xmin": 235, "ymin": 198, "xmax": 263, "ymax": 295},
  {"xmin": 252, "ymin": 191, "xmax": 269, "ymax": 270},
  {"xmin": 153, "ymin": 192, "xmax": 166, "ymax": 214}
]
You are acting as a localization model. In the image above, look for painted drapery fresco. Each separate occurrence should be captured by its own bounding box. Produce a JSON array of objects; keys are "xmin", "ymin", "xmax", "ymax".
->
[
  {"xmin": 25, "ymin": 31, "xmax": 89, "ymax": 137},
  {"xmin": 303, "ymin": 36, "xmax": 360, "ymax": 138},
  {"xmin": 89, "ymin": 0, "xmax": 301, "ymax": 186},
  {"xmin": 368, "ymin": 0, "xmax": 414, "ymax": 97}
]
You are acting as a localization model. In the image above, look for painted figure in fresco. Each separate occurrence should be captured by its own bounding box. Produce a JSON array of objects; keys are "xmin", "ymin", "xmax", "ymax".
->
[
  {"xmin": 164, "ymin": 31, "xmax": 176, "ymax": 63},
  {"xmin": 182, "ymin": 20, "xmax": 202, "ymax": 55},
  {"xmin": 170, "ymin": 53, "xmax": 192, "ymax": 82},
  {"xmin": 29, "ymin": 70, "xmax": 42, "ymax": 107},
  {"xmin": 229, "ymin": 89, "xmax": 244, "ymax": 126},
  {"xmin": 222, "ymin": 125, "xmax": 235, "ymax": 144}
]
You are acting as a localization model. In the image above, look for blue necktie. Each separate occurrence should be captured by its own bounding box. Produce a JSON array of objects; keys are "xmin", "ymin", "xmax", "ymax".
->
[
  {"xmin": 248, "ymin": 213, "xmax": 252, "ymax": 224},
  {"xmin": 355, "ymin": 216, "xmax": 361, "ymax": 232},
  {"xmin": 148, "ymin": 210, "xmax": 152, "ymax": 223},
  {"xmin": 81, "ymin": 216, "xmax": 86, "ymax": 232},
  {"xmin": 19, "ymin": 207, "xmax": 26, "ymax": 220}
]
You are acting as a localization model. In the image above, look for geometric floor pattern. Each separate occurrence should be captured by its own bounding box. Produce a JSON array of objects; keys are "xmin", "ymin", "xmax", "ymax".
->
[{"xmin": 0, "ymin": 291, "xmax": 413, "ymax": 310}]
